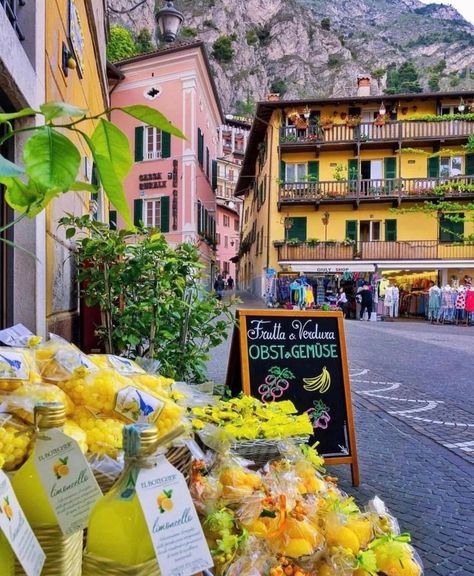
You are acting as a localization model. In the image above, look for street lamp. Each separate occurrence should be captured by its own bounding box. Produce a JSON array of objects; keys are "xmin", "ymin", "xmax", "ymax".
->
[{"xmin": 155, "ymin": 0, "xmax": 184, "ymax": 43}]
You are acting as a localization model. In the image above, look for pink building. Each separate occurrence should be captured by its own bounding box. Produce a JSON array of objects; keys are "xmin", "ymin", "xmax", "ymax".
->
[
  {"xmin": 216, "ymin": 201, "xmax": 240, "ymax": 284},
  {"xmin": 110, "ymin": 41, "xmax": 223, "ymax": 283}
]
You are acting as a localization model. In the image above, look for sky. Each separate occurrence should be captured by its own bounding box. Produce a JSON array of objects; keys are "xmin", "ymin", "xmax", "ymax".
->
[{"xmin": 419, "ymin": 0, "xmax": 474, "ymax": 24}]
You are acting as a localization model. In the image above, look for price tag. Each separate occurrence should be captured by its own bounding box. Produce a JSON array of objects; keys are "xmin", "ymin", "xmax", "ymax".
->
[
  {"xmin": 0, "ymin": 324, "xmax": 34, "ymax": 347},
  {"xmin": 114, "ymin": 386, "xmax": 165, "ymax": 423},
  {"xmin": 0, "ymin": 350, "xmax": 29, "ymax": 380},
  {"xmin": 136, "ymin": 457, "xmax": 213, "ymax": 576},
  {"xmin": 107, "ymin": 355, "xmax": 146, "ymax": 375},
  {"xmin": 0, "ymin": 470, "xmax": 45, "ymax": 576},
  {"xmin": 34, "ymin": 429, "xmax": 102, "ymax": 536}
]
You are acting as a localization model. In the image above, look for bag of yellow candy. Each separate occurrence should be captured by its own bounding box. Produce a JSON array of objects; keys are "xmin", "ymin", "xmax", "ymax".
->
[
  {"xmin": 35, "ymin": 335, "xmax": 98, "ymax": 383},
  {"xmin": 64, "ymin": 419, "xmax": 88, "ymax": 453},
  {"xmin": 0, "ymin": 413, "xmax": 33, "ymax": 471},
  {"xmin": 0, "ymin": 382, "xmax": 74, "ymax": 424},
  {"xmin": 89, "ymin": 354, "xmax": 174, "ymax": 397},
  {"xmin": 0, "ymin": 347, "xmax": 42, "ymax": 391},
  {"xmin": 71, "ymin": 406, "xmax": 124, "ymax": 459}
]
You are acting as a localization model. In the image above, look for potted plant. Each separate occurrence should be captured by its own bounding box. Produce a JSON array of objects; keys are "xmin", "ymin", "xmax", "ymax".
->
[
  {"xmin": 307, "ymin": 238, "xmax": 320, "ymax": 247},
  {"xmin": 286, "ymin": 238, "xmax": 302, "ymax": 246},
  {"xmin": 346, "ymin": 114, "xmax": 361, "ymax": 127},
  {"xmin": 273, "ymin": 240, "xmax": 285, "ymax": 247},
  {"xmin": 320, "ymin": 116, "xmax": 334, "ymax": 129},
  {"xmin": 374, "ymin": 113, "xmax": 388, "ymax": 126}
]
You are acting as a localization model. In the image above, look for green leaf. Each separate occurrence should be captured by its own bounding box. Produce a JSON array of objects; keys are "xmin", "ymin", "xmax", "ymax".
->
[
  {"xmin": 65, "ymin": 228, "xmax": 76, "ymax": 239},
  {"xmin": 24, "ymin": 126, "xmax": 81, "ymax": 192},
  {"xmin": 39, "ymin": 102, "xmax": 88, "ymax": 122},
  {"xmin": 0, "ymin": 176, "xmax": 61, "ymax": 217},
  {"xmin": 0, "ymin": 108, "xmax": 37, "ymax": 122},
  {"xmin": 92, "ymin": 151, "xmax": 132, "ymax": 228},
  {"xmin": 70, "ymin": 181, "xmax": 98, "ymax": 193},
  {"xmin": 118, "ymin": 105, "xmax": 185, "ymax": 139},
  {"xmin": 0, "ymin": 154, "xmax": 24, "ymax": 177},
  {"xmin": 91, "ymin": 119, "xmax": 132, "ymax": 180}
]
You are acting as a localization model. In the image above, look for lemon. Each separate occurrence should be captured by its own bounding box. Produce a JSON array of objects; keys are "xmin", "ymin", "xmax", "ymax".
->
[
  {"xmin": 287, "ymin": 519, "xmax": 321, "ymax": 548},
  {"xmin": 325, "ymin": 525, "xmax": 360, "ymax": 554},
  {"xmin": 161, "ymin": 498, "xmax": 173, "ymax": 512},
  {"xmin": 346, "ymin": 516, "xmax": 373, "ymax": 548},
  {"xmin": 282, "ymin": 537, "xmax": 314, "ymax": 558}
]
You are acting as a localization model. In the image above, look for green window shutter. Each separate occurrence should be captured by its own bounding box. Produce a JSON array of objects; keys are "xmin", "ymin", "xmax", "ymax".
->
[
  {"xmin": 206, "ymin": 147, "xmax": 210, "ymax": 177},
  {"xmin": 440, "ymin": 214, "xmax": 464, "ymax": 242},
  {"xmin": 197, "ymin": 128, "xmax": 203, "ymax": 165},
  {"xmin": 212, "ymin": 160, "xmax": 217, "ymax": 190},
  {"xmin": 345, "ymin": 220, "xmax": 358, "ymax": 242},
  {"xmin": 287, "ymin": 217, "xmax": 307, "ymax": 241},
  {"xmin": 162, "ymin": 131, "xmax": 171, "ymax": 158},
  {"xmin": 135, "ymin": 127, "xmax": 144, "ymax": 162},
  {"xmin": 160, "ymin": 196, "xmax": 170, "ymax": 233},
  {"xmin": 109, "ymin": 210, "xmax": 117, "ymax": 230},
  {"xmin": 280, "ymin": 159, "xmax": 286, "ymax": 181},
  {"xmin": 91, "ymin": 163, "xmax": 99, "ymax": 186},
  {"xmin": 133, "ymin": 199, "xmax": 143, "ymax": 226},
  {"xmin": 465, "ymin": 153, "xmax": 474, "ymax": 175},
  {"xmin": 307, "ymin": 160, "xmax": 319, "ymax": 181},
  {"xmin": 427, "ymin": 157, "xmax": 440, "ymax": 178},
  {"xmin": 384, "ymin": 157, "xmax": 397, "ymax": 179},
  {"xmin": 348, "ymin": 159, "xmax": 358, "ymax": 180},
  {"xmin": 385, "ymin": 219, "xmax": 397, "ymax": 241}
]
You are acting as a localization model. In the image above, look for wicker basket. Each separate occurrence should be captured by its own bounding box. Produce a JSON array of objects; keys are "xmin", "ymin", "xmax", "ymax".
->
[
  {"xmin": 15, "ymin": 526, "xmax": 82, "ymax": 576},
  {"xmin": 230, "ymin": 436, "xmax": 309, "ymax": 467},
  {"xmin": 93, "ymin": 445, "xmax": 192, "ymax": 494},
  {"xmin": 82, "ymin": 553, "xmax": 160, "ymax": 576}
]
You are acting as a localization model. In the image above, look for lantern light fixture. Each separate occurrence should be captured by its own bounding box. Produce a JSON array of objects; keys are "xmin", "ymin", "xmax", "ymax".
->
[{"xmin": 155, "ymin": 0, "xmax": 184, "ymax": 43}]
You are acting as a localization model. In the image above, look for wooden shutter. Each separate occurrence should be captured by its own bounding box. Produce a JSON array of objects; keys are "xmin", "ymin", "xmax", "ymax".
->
[
  {"xmin": 206, "ymin": 147, "xmax": 210, "ymax": 177},
  {"xmin": 134, "ymin": 127, "xmax": 144, "ymax": 162},
  {"xmin": 109, "ymin": 210, "xmax": 117, "ymax": 230},
  {"xmin": 465, "ymin": 153, "xmax": 474, "ymax": 175},
  {"xmin": 280, "ymin": 159, "xmax": 286, "ymax": 181},
  {"xmin": 345, "ymin": 220, "xmax": 358, "ymax": 242},
  {"xmin": 427, "ymin": 157, "xmax": 439, "ymax": 178},
  {"xmin": 385, "ymin": 219, "xmax": 397, "ymax": 241},
  {"xmin": 197, "ymin": 128, "xmax": 204, "ymax": 165},
  {"xmin": 287, "ymin": 217, "xmax": 307, "ymax": 241},
  {"xmin": 307, "ymin": 160, "xmax": 319, "ymax": 181},
  {"xmin": 384, "ymin": 157, "xmax": 397, "ymax": 179},
  {"xmin": 162, "ymin": 131, "xmax": 171, "ymax": 158},
  {"xmin": 212, "ymin": 160, "xmax": 217, "ymax": 190},
  {"xmin": 133, "ymin": 199, "xmax": 143, "ymax": 226},
  {"xmin": 348, "ymin": 159, "xmax": 358, "ymax": 179},
  {"xmin": 160, "ymin": 196, "xmax": 170, "ymax": 233},
  {"xmin": 440, "ymin": 213, "xmax": 464, "ymax": 242}
]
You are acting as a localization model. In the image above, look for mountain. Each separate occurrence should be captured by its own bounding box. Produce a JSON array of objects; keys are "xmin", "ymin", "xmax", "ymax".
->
[{"xmin": 109, "ymin": 0, "xmax": 474, "ymax": 113}]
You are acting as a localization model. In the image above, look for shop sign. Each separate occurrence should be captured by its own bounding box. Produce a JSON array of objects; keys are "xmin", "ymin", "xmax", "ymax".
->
[
  {"xmin": 226, "ymin": 309, "xmax": 359, "ymax": 486},
  {"xmin": 139, "ymin": 173, "xmax": 168, "ymax": 190},
  {"xmin": 290, "ymin": 263, "xmax": 376, "ymax": 274},
  {"xmin": 69, "ymin": 0, "xmax": 85, "ymax": 75}
]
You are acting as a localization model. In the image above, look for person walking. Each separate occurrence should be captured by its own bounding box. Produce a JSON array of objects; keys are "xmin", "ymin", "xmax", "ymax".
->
[
  {"xmin": 214, "ymin": 274, "xmax": 225, "ymax": 300},
  {"xmin": 359, "ymin": 283, "xmax": 373, "ymax": 321},
  {"xmin": 227, "ymin": 276, "xmax": 234, "ymax": 291},
  {"xmin": 336, "ymin": 287, "xmax": 348, "ymax": 318}
]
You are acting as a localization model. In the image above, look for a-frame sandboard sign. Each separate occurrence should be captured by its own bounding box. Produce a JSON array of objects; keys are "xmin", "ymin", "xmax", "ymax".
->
[{"xmin": 226, "ymin": 308, "xmax": 359, "ymax": 486}]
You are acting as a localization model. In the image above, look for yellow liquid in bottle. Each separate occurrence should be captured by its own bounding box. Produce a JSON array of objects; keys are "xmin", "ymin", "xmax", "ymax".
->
[
  {"xmin": 0, "ymin": 532, "xmax": 14, "ymax": 576},
  {"xmin": 87, "ymin": 467, "xmax": 154, "ymax": 565},
  {"xmin": 11, "ymin": 450, "xmax": 57, "ymax": 527}
]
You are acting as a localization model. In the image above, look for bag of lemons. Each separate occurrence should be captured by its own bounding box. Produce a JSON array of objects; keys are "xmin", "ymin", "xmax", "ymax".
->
[{"xmin": 0, "ymin": 347, "xmax": 42, "ymax": 391}]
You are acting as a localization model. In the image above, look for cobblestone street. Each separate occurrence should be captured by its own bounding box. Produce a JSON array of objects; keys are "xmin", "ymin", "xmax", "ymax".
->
[{"xmin": 207, "ymin": 294, "xmax": 474, "ymax": 576}]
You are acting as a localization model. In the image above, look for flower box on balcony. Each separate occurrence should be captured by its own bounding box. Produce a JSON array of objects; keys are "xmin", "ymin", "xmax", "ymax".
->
[{"xmin": 273, "ymin": 240, "xmax": 285, "ymax": 247}]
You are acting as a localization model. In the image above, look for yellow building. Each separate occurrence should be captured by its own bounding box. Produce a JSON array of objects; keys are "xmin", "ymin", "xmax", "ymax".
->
[
  {"xmin": 236, "ymin": 84, "xmax": 474, "ymax": 306},
  {"xmin": 44, "ymin": 0, "xmax": 108, "ymax": 337}
]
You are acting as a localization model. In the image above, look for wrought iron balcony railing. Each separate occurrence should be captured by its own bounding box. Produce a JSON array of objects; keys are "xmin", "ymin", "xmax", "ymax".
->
[
  {"xmin": 279, "ymin": 175, "xmax": 474, "ymax": 203},
  {"xmin": 276, "ymin": 240, "xmax": 474, "ymax": 262}
]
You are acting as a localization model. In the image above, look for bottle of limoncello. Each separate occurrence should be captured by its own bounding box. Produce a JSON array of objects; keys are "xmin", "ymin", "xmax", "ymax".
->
[
  {"xmin": 0, "ymin": 532, "xmax": 14, "ymax": 576},
  {"xmin": 11, "ymin": 402, "xmax": 82, "ymax": 576},
  {"xmin": 85, "ymin": 423, "xmax": 159, "ymax": 570}
]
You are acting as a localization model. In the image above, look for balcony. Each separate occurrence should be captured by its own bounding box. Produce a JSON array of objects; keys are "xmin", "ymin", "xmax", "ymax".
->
[
  {"xmin": 278, "ymin": 175, "xmax": 474, "ymax": 207},
  {"xmin": 276, "ymin": 240, "xmax": 474, "ymax": 262},
  {"xmin": 280, "ymin": 118, "xmax": 474, "ymax": 147},
  {"xmin": 0, "ymin": 0, "xmax": 25, "ymax": 41}
]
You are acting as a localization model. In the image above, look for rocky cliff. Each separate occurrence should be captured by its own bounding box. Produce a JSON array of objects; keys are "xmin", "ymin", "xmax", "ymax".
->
[{"xmin": 109, "ymin": 0, "xmax": 474, "ymax": 113}]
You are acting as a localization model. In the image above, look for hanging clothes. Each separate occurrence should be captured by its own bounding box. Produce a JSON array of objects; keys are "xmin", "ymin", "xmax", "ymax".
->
[
  {"xmin": 465, "ymin": 288, "xmax": 474, "ymax": 313},
  {"xmin": 428, "ymin": 286, "xmax": 441, "ymax": 320}
]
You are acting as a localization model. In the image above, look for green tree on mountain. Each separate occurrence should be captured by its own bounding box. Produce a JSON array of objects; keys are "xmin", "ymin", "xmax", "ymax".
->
[
  {"xmin": 107, "ymin": 25, "xmax": 137, "ymax": 62},
  {"xmin": 135, "ymin": 28, "xmax": 154, "ymax": 54},
  {"xmin": 385, "ymin": 61, "xmax": 422, "ymax": 94}
]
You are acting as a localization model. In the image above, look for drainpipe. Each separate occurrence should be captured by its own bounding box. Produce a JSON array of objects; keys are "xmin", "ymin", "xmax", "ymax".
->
[{"xmin": 266, "ymin": 120, "xmax": 275, "ymax": 270}]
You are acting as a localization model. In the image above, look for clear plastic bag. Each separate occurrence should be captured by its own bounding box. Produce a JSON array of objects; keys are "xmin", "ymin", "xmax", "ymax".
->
[
  {"xmin": 0, "ymin": 382, "xmax": 74, "ymax": 423},
  {"xmin": 0, "ymin": 347, "xmax": 42, "ymax": 391},
  {"xmin": 0, "ymin": 413, "xmax": 33, "ymax": 471}
]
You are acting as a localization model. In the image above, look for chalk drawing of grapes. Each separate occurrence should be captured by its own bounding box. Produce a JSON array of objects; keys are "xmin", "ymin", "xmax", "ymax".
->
[
  {"xmin": 306, "ymin": 400, "xmax": 331, "ymax": 429},
  {"xmin": 258, "ymin": 366, "xmax": 295, "ymax": 403}
]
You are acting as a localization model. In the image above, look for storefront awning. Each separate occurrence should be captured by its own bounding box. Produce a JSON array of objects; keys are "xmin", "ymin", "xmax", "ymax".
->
[
  {"xmin": 283, "ymin": 262, "xmax": 376, "ymax": 273},
  {"xmin": 281, "ymin": 260, "xmax": 474, "ymax": 273}
]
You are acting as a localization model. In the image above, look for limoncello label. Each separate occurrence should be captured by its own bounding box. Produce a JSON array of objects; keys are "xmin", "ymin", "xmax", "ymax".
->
[
  {"xmin": 34, "ymin": 429, "xmax": 102, "ymax": 536},
  {"xmin": 114, "ymin": 385, "xmax": 165, "ymax": 423},
  {"xmin": 136, "ymin": 457, "xmax": 213, "ymax": 576},
  {"xmin": 0, "ymin": 470, "xmax": 45, "ymax": 576},
  {"xmin": 107, "ymin": 355, "xmax": 146, "ymax": 375},
  {"xmin": 0, "ymin": 350, "xmax": 29, "ymax": 380}
]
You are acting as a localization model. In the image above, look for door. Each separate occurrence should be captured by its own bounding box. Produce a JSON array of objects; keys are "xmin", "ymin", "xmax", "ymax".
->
[
  {"xmin": 360, "ymin": 160, "xmax": 383, "ymax": 196},
  {"xmin": 360, "ymin": 221, "xmax": 381, "ymax": 242}
]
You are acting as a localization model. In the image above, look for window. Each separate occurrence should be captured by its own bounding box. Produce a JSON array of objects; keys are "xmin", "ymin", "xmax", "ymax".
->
[
  {"xmin": 244, "ymin": 207, "xmax": 249, "ymax": 224},
  {"xmin": 440, "ymin": 106, "xmax": 461, "ymax": 115},
  {"xmin": 285, "ymin": 163, "xmax": 306, "ymax": 182},
  {"xmin": 440, "ymin": 156, "xmax": 462, "ymax": 178},
  {"xmin": 228, "ymin": 169, "xmax": 235, "ymax": 182},
  {"xmin": 206, "ymin": 147, "xmax": 210, "ymax": 177},
  {"xmin": 144, "ymin": 198, "xmax": 161, "ymax": 228},
  {"xmin": 234, "ymin": 219, "xmax": 239, "ymax": 232},
  {"xmin": 224, "ymin": 236, "xmax": 228, "ymax": 248},
  {"xmin": 217, "ymin": 185, "xmax": 223, "ymax": 196},
  {"xmin": 223, "ymin": 261, "xmax": 230, "ymax": 274},
  {"xmin": 223, "ymin": 215, "xmax": 230, "ymax": 227},
  {"xmin": 439, "ymin": 213, "xmax": 464, "ymax": 243},
  {"xmin": 145, "ymin": 126, "xmax": 162, "ymax": 160},
  {"xmin": 285, "ymin": 217, "xmax": 307, "ymax": 241},
  {"xmin": 360, "ymin": 220, "xmax": 381, "ymax": 242},
  {"xmin": 216, "ymin": 233, "xmax": 221, "ymax": 245}
]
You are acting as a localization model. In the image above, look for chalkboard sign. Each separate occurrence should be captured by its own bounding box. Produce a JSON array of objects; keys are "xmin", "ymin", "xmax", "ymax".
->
[{"xmin": 226, "ymin": 309, "xmax": 359, "ymax": 485}]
